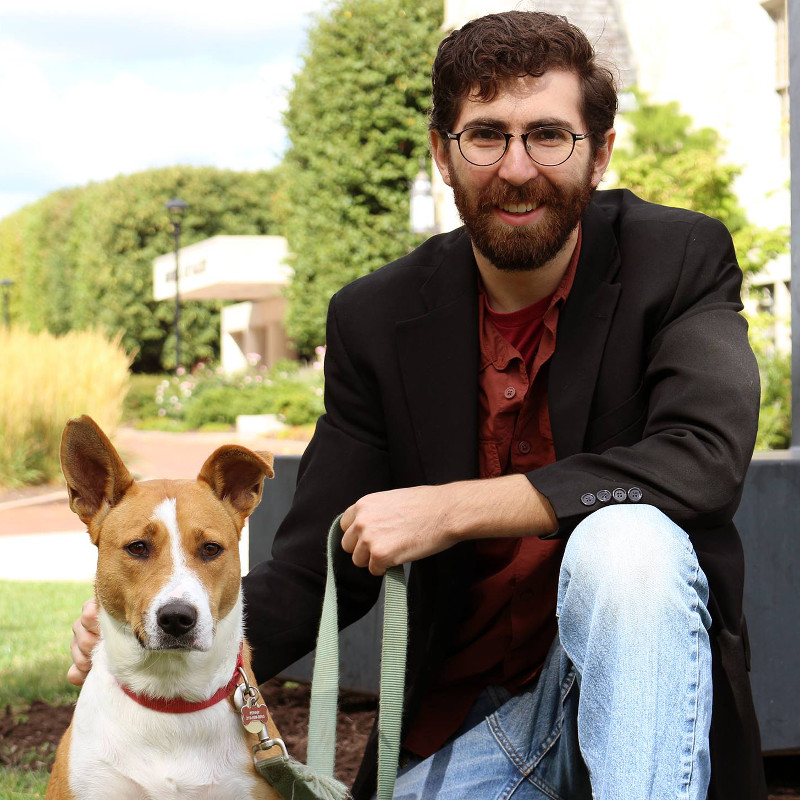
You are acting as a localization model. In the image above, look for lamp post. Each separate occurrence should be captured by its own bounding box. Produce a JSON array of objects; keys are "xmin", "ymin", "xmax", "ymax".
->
[
  {"xmin": 165, "ymin": 198, "xmax": 188, "ymax": 374},
  {"xmin": 1, "ymin": 279, "xmax": 13, "ymax": 329}
]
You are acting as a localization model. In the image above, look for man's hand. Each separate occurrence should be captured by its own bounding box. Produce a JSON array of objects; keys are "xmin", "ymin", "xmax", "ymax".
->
[
  {"xmin": 341, "ymin": 485, "xmax": 459, "ymax": 576},
  {"xmin": 340, "ymin": 475, "xmax": 557, "ymax": 576},
  {"xmin": 68, "ymin": 597, "xmax": 100, "ymax": 686}
]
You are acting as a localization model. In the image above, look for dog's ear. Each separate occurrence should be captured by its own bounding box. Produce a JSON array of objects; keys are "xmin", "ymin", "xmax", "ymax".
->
[
  {"xmin": 198, "ymin": 446, "xmax": 274, "ymax": 526},
  {"xmin": 60, "ymin": 415, "xmax": 135, "ymax": 534}
]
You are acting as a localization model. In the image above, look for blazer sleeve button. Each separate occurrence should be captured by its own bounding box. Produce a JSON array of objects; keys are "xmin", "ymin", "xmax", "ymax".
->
[
  {"xmin": 612, "ymin": 488, "xmax": 627, "ymax": 502},
  {"xmin": 628, "ymin": 487, "xmax": 643, "ymax": 502},
  {"xmin": 597, "ymin": 489, "xmax": 612, "ymax": 503},
  {"xmin": 581, "ymin": 492, "xmax": 596, "ymax": 506}
]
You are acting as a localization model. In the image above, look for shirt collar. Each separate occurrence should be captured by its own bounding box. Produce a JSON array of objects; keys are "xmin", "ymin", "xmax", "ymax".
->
[{"xmin": 478, "ymin": 224, "xmax": 582, "ymax": 370}]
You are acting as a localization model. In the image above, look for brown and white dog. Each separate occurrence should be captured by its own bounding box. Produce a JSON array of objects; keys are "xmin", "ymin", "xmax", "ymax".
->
[{"xmin": 47, "ymin": 415, "xmax": 282, "ymax": 800}]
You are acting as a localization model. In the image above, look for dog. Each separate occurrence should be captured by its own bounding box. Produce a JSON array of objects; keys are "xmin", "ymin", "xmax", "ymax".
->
[{"xmin": 47, "ymin": 415, "xmax": 283, "ymax": 799}]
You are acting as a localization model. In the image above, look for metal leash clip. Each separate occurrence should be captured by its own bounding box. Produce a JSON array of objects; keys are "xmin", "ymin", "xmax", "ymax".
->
[{"xmin": 235, "ymin": 666, "xmax": 288, "ymax": 759}]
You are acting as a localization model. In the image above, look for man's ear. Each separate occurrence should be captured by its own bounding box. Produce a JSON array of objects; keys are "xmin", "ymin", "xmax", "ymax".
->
[
  {"xmin": 429, "ymin": 129, "xmax": 454, "ymax": 188},
  {"xmin": 591, "ymin": 128, "xmax": 616, "ymax": 188},
  {"xmin": 60, "ymin": 416, "xmax": 135, "ymax": 534}
]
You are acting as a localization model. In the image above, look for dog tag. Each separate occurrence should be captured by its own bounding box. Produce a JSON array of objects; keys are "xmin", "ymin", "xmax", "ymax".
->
[{"xmin": 241, "ymin": 703, "xmax": 268, "ymax": 734}]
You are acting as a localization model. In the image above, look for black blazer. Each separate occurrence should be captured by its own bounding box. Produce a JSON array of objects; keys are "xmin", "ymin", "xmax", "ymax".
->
[{"xmin": 243, "ymin": 189, "xmax": 766, "ymax": 800}]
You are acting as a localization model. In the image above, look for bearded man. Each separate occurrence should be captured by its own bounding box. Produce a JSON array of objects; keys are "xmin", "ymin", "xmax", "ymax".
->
[{"xmin": 70, "ymin": 10, "xmax": 766, "ymax": 800}]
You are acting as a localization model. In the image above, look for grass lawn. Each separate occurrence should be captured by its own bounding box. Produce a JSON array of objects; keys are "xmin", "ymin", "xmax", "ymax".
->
[
  {"xmin": 0, "ymin": 580, "xmax": 91, "ymax": 797},
  {"xmin": 0, "ymin": 581, "xmax": 89, "ymax": 708},
  {"xmin": 0, "ymin": 769, "xmax": 48, "ymax": 799}
]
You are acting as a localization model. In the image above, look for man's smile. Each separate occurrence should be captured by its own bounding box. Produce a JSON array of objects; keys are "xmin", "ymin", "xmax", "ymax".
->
[
  {"xmin": 494, "ymin": 203, "xmax": 545, "ymax": 227},
  {"xmin": 498, "ymin": 202, "xmax": 540, "ymax": 214}
]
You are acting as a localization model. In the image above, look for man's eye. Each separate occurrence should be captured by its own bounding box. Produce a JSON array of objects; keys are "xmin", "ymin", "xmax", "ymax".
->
[
  {"xmin": 125, "ymin": 541, "xmax": 149, "ymax": 557},
  {"xmin": 201, "ymin": 542, "xmax": 223, "ymax": 560},
  {"xmin": 531, "ymin": 127, "xmax": 569, "ymax": 145},
  {"xmin": 466, "ymin": 127, "xmax": 505, "ymax": 144}
]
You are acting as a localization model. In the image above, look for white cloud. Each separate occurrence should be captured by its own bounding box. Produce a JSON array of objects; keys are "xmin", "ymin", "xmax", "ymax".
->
[
  {"xmin": 0, "ymin": 2, "xmax": 329, "ymax": 219},
  {"xmin": 0, "ymin": 0, "xmax": 330, "ymax": 29}
]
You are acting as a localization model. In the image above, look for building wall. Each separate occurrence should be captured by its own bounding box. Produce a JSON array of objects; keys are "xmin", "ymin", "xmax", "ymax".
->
[{"xmin": 221, "ymin": 296, "xmax": 295, "ymax": 374}]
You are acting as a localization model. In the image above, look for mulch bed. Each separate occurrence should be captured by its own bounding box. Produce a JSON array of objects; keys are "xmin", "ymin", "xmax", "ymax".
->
[{"xmin": 2, "ymin": 683, "xmax": 798, "ymax": 798}]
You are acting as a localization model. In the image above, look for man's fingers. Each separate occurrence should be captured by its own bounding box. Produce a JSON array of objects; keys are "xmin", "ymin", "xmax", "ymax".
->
[
  {"xmin": 68, "ymin": 596, "xmax": 100, "ymax": 685},
  {"xmin": 80, "ymin": 597, "xmax": 100, "ymax": 634},
  {"xmin": 367, "ymin": 557, "xmax": 386, "ymax": 578},
  {"xmin": 349, "ymin": 535, "xmax": 370, "ymax": 568},
  {"xmin": 70, "ymin": 632, "xmax": 94, "ymax": 670},
  {"xmin": 68, "ymin": 634, "xmax": 94, "ymax": 686},
  {"xmin": 340, "ymin": 506, "xmax": 357, "ymax": 553},
  {"xmin": 66, "ymin": 662, "xmax": 90, "ymax": 687},
  {"xmin": 340, "ymin": 506, "xmax": 354, "ymax": 532}
]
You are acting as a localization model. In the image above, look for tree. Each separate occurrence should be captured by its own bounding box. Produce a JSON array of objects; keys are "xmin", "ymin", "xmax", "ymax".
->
[
  {"xmin": 0, "ymin": 166, "xmax": 281, "ymax": 371},
  {"xmin": 612, "ymin": 93, "xmax": 789, "ymax": 280},
  {"xmin": 280, "ymin": 0, "xmax": 443, "ymax": 354}
]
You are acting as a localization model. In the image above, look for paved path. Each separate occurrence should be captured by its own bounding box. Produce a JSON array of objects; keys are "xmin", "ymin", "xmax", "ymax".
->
[{"xmin": 0, "ymin": 427, "xmax": 307, "ymax": 581}]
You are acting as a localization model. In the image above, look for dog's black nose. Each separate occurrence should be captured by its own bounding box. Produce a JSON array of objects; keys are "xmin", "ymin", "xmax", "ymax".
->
[{"xmin": 157, "ymin": 602, "xmax": 198, "ymax": 637}]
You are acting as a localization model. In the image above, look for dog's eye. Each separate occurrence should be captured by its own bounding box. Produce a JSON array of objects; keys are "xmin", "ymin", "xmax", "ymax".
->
[
  {"xmin": 201, "ymin": 542, "xmax": 223, "ymax": 560},
  {"xmin": 125, "ymin": 541, "xmax": 149, "ymax": 558}
]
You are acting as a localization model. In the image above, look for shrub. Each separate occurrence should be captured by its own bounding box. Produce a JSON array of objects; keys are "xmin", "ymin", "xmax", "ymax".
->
[
  {"xmin": 123, "ymin": 373, "xmax": 164, "ymax": 421},
  {"xmin": 0, "ymin": 327, "xmax": 130, "ymax": 487},
  {"xmin": 183, "ymin": 384, "xmax": 274, "ymax": 429},
  {"xmin": 150, "ymin": 353, "xmax": 325, "ymax": 430},
  {"xmin": 755, "ymin": 350, "xmax": 791, "ymax": 450}
]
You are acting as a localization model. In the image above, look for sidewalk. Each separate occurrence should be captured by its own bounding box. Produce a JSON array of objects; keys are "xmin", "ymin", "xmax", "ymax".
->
[{"xmin": 0, "ymin": 426, "xmax": 307, "ymax": 581}]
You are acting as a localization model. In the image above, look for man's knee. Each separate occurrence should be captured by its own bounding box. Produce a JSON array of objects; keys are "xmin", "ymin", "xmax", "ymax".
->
[{"xmin": 558, "ymin": 504, "xmax": 704, "ymax": 618}]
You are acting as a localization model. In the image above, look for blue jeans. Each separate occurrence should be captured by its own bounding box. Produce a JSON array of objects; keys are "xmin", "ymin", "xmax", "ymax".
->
[{"xmin": 384, "ymin": 505, "xmax": 713, "ymax": 800}]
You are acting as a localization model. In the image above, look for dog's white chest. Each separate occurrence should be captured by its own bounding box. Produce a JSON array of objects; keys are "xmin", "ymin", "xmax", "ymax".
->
[{"xmin": 68, "ymin": 668, "xmax": 261, "ymax": 799}]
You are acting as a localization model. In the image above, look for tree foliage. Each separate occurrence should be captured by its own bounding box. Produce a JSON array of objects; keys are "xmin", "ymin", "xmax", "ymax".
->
[
  {"xmin": 612, "ymin": 93, "xmax": 789, "ymax": 280},
  {"xmin": 0, "ymin": 166, "xmax": 281, "ymax": 371},
  {"xmin": 279, "ymin": 0, "xmax": 443, "ymax": 354}
]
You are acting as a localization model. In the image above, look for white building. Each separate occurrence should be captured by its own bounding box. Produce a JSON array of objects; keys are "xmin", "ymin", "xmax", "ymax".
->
[{"xmin": 152, "ymin": 235, "xmax": 295, "ymax": 373}]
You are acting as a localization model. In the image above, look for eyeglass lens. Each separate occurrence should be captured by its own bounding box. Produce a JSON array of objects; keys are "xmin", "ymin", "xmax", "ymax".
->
[{"xmin": 459, "ymin": 126, "xmax": 576, "ymax": 167}]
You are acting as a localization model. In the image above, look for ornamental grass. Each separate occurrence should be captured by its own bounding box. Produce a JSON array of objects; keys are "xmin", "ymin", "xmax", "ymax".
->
[{"xmin": 0, "ymin": 327, "xmax": 130, "ymax": 488}]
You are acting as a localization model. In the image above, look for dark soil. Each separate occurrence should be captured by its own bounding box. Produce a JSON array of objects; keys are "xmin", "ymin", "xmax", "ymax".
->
[{"xmin": 1, "ymin": 685, "xmax": 798, "ymax": 798}]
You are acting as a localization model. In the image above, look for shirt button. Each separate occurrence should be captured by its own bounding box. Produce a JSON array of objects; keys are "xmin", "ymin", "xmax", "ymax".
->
[
  {"xmin": 504, "ymin": 386, "xmax": 516, "ymax": 399},
  {"xmin": 597, "ymin": 489, "xmax": 611, "ymax": 503},
  {"xmin": 628, "ymin": 487, "xmax": 643, "ymax": 502},
  {"xmin": 581, "ymin": 492, "xmax": 596, "ymax": 506},
  {"xmin": 612, "ymin": 488, "xmax": 627, "ymax": 502},
  {"xmin": 518, "ymin": 440, "xmax": 531, "ymax": 454}
]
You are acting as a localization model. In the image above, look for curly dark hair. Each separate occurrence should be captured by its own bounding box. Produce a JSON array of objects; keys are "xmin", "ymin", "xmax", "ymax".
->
[{"xmin": 430, "ymin": 11, "xmax": 617, "ymax": 152}]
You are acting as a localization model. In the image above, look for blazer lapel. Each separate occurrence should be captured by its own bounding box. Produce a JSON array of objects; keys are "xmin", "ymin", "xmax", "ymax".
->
[
  {"xmin": 549, "ymin": 202, "xmax": 622, "ymax": 460},
  {"xmin": 395, "ymin": 231, "xmax": 480, "ymax": 486}
]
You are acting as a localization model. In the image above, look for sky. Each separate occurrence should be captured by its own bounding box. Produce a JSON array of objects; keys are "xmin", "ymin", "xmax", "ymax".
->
[{"xmin": 0, "ymin": 0, "xmax": 332, "ymax": 219}]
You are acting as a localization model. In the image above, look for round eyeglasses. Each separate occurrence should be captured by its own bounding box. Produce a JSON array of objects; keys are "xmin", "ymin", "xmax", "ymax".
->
[{"xmin": 446, "ymin": 125, "xmax": 592, "ymax": 167}]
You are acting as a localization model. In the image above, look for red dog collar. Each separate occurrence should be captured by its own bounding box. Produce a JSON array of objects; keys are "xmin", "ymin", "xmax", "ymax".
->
[{"xmin": 118, "ymin": 644, "xmax": 245, "ymax": 714}]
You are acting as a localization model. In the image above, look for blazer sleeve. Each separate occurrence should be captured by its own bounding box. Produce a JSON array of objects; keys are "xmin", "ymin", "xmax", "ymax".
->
[
  {"xmin": 242, "ymin": 292, "xmax": 389, "ymax": 682},
  {"xmin": 529, "ymin": 215, "xmax": 761, "ymax": 535}
]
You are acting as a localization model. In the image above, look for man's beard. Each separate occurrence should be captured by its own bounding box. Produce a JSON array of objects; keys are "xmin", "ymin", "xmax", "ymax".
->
[{"xmin": 450, "ymin": 164, "xmax": 594, "ymax": 272}]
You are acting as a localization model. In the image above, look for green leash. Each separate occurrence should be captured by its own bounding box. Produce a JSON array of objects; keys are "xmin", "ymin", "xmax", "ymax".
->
[{"xmin": 307, "ymin": 514, "xmax": 408, "ymax": 800}]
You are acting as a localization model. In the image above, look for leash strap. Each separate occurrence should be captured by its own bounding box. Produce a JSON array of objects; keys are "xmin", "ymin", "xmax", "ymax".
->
[
  {"xmin": 307, "ymin": 514, "xmax": 344, "ymax": 776},
  {"xmin": 377, "ymin": 563, "xmax": 408, "ymax": 800},
  {"xmin": 256, "ymin": 752, "xmax": 350, "ymax": 800},
  {"xmin": 307, "ymin": 514, "xmax": 408, "ymax": 800}
]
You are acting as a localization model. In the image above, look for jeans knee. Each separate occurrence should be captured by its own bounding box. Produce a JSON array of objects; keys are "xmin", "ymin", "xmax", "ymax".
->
[{"xmin": 558, "ymin": 505, "xmax": 707, "ymax": 621}]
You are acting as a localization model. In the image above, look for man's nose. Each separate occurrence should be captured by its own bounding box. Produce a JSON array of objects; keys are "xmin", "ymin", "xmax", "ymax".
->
[{"xmin": 496, "ymin": 137, "xmax": 542, "ymax": 186}]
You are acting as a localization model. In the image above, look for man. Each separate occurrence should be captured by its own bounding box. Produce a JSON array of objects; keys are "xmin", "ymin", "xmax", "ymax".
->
[{"xmin": 70, "ymin": 11, "xmax": 765, "ymax": 800}]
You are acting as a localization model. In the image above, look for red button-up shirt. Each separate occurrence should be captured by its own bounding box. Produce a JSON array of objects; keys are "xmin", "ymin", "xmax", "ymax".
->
[{"xmin": 403, "ymin": 230, "xmax": 581, "ymax": 757}]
